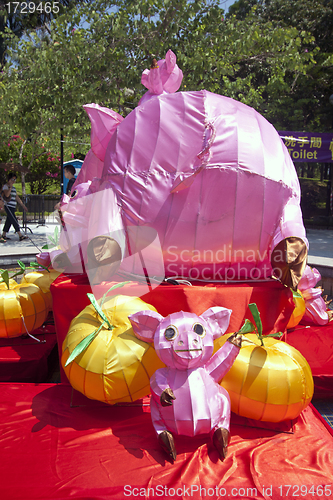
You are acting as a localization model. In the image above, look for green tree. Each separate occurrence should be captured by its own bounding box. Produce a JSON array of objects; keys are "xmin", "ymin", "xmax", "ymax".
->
[
  {"xmin": 0, "ymin": 0, "xmax": 330, "ymax": 193},
  {"xmin": 0, "ymin": 134, "xmax": 60, "ymax": 193},
  {"xmin": 0, "ymin": 0, "xmax": 88, "ymax": 67},
  {"xmin": 227, "ymin": 0, "xmax": 333, "ymax": 131},
  {"xmin": 228, "ymin": 0, "xmax": 257, "ymax": 19}
]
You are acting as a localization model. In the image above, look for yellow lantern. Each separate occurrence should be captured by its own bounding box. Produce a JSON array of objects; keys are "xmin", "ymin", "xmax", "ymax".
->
[
  {"xmin": 21, "ymin": 270, "xmax": 61, "ymax": 312},
  {"xmin": 286, "ymin": 289, "xmax": 306, "ymax": 330},
  {"xmin": 0, "ymin": 282, "xmax": 49, "ymax": 338},
  {"xmin": 214, "ymin": 332, "xmax": 313, "ymax": 422},
  {"xmin": 0, "ymin": 279, "xmax": 17, "ymax": 290},
  {"xmin": 62, "ymin": 294, "xmax": 165, "ymax": 405}
]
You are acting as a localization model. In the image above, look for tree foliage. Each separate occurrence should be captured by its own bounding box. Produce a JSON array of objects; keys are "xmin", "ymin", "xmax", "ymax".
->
[
  {"xmin": 0, "ymin": 0, "xmax": 332, "ymax": 194},
  {"xmin": 0, "ymin": 0, "xmax": 88, "ymax": 67},
  {"xmin": 228, "ymin": 0, "xmax": 333, "ymax": 130},
  {"xmin": 0, "ymin": 134, "xmax": 61, "ymax": 193}
]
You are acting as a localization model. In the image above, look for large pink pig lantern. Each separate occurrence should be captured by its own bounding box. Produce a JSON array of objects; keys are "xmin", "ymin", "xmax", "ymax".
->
[
  {"xmin": 51, "ymin": 50, "xmax": 308, "ymax": 290},
  {"xmin": 129, "ymin": 306, "xmax": 242, "ymax": 461}
]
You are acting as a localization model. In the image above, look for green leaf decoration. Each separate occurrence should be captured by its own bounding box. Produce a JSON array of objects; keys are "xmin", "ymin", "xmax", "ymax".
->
[
  {"xmin": 237, "ymin": 318, "xmax": 256, "ymax": 335},
  {"xmin": 292, "ymin": 289, "xmax": 303, "ymax": 299},
  {"xmin": 44, "ymin": 227, "xmax": 60, "ymax": 250},
  {"xmin": 54, "ymin": 226, "xmax": 59, "ymax": 244},
  {"xmin": 100, "ymin": 281, "xmax": 131, "ymax": 306},
  {"xmin": 9, "ymin": 261, "xmax": 28, "ymax": 281},
  {"xmin": 41, "ymin": 264, "xmax": 51, "ymax": 273},
  {"xmin": 17, "ymin": 260, "xmax": 26, "ymax": 271},
  {"xmin": 263, "ymin": 332, "xmax": 284, "ymax": 338},
  {"xmin": 87, "ymin": 293, "xmax": 112, "ymax": 330},
  {"xmin": 1, "ymin": 270, "xmax": 10, "ymax": 289},
  {"xmin": 29, "ymin": 262, "xmax": 51, "ymax": 273},
  {"xmin": 248, "ymin": 303, "xmax": 263, "ymax": 336},
  {"xmin": 64, "ymin": 322, "xmax": 105, "ymax": 367}
]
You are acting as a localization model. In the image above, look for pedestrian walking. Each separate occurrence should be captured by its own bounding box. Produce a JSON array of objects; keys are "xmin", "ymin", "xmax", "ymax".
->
[{"xmin": 1, "ymin": 173, "xmax": 28, "ymax": 241}]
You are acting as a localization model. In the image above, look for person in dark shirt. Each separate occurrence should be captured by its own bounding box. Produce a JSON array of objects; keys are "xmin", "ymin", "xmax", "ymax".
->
[
  {"xmin": 64, "ymin": 164, "xmax": 76, "ymax": 195},
  {"xmin": 54, "ymin": 164, "xmax": 76, "ymax": 210}
]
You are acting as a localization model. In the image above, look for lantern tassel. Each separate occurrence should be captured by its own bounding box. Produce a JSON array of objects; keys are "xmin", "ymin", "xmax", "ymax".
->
[{"xmin": 21, "ymin": 315, "xmax": 46, "ymax": 343}]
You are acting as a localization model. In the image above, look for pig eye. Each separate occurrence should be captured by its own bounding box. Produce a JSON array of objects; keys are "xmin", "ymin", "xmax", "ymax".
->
[
  {"xmin": 193, "ymin": 323, "xmax": 205, "ymax": 337},
  {"xmin": 70, "ymin": 190, "xmax": 78, "ymax": 198},
  {"xmin": 164, "ymin": 326, "xmax": 178, "ymax": 341}
]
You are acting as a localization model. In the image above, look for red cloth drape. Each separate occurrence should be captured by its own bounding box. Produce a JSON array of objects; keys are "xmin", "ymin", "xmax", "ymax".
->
[
  {"xmin": 51, "ymin": 274, "xmax": 294, "ymax": 383},
  {"xmin": 283, "ymin": 320, "xmax": 333, "ymax": 398},
  {"xmin": 0, "ymin": 323, "xmax": 57, "ymax": 382},
  {"xmin": 0, "ymin": 383, "xmax": 332, "ymax": 500}
]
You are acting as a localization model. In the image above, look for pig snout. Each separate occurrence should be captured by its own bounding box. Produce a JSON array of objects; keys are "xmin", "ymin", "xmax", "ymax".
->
[{"xmin": 172, "ymin": 330, "xmax": 203, "ymax": 360}]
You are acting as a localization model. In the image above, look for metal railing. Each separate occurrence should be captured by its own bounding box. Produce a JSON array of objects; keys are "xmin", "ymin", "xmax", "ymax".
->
[{"xmin": 19, "ymin": 194, "xmax": 60, "ymax": 230}]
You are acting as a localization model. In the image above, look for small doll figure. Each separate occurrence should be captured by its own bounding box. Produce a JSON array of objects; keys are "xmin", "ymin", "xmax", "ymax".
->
[{"xmin": 129, "ymin": 307, "xmax": 242, "ymax": 461}]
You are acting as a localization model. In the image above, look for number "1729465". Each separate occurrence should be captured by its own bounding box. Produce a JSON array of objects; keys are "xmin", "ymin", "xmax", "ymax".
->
[{"xmin": 5, "ymin": 2, "xmax": 60, "ymax": 14}]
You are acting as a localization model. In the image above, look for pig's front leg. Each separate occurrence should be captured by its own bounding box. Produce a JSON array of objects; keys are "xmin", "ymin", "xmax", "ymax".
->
[
  {"xmin": 160, "ymin": 387, "xmax": 176, "ymax": 406},
  {"xmin": 206, "ymin": 333, "xmax": 242, "ymax": 383},
  {"xmin": 150, "ymin": 369, "xmax": 177, "ymax": 461}
]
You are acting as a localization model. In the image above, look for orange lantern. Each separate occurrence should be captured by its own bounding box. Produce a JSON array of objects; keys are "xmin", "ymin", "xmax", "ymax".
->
[
  {"xmin": 21, "ymin": 269, "xmax": 61, "ymax": 312},
  {"xmin": 286, "ymin": 289, "xmax": 306, "ymax": 329},
  {"xmin": 214, "ymin": 332, "xmax": 313, "ymax": 422},
  {"xmin": 0, "ymin": 282, "xmax": 49, "ymax": 338},
  {"xmin": 62, "ymin": 294, "xmax": 165, "ymax": 404}
]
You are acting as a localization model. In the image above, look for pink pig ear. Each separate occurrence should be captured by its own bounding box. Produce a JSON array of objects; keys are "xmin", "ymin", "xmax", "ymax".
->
[
  {"xmin": 201, "ymin": 307, "xmax": 232, "ymax": 339},
  {"xmin": 83, "ymin": 103, "xmax": 124, "ymax": 162},
  {"xmin": 129, "ymin": 310, "xmax": 164, "ymax": 343}
]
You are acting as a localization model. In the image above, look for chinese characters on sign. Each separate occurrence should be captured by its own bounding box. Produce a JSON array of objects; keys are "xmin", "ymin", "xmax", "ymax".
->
[{"xmin": 278, "ymin": 131, "xmax": 333, "ymax": 163}]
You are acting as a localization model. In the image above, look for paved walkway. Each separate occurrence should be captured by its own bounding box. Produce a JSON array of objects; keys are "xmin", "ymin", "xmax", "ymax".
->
[
  {"xmin": 305, "ymin": 228, "xmax": 333, "ymax": 268},
  {"xmin": 0, "ymin": 223, "xmax": 53, "ymax": 267}
]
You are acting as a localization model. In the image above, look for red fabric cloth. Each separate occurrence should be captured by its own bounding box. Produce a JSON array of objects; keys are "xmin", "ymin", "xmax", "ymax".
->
[
  {"xmin": 283, "ymin": 321, "xmax": 333, "ymax": 398},
  {"xmin": 51, "ymin": 274, "xmax": 294, "ymax": 383},
  {"xmin": 0, "ymin": 323, "xmax": 57, "ymax": 383},
  {"xmin": 51, "ymin": 273, "xmax": 92, "ymax": 382},
  {"xmin": 0, "ymin": 382, "xmax": 332, "ymax": 500}
]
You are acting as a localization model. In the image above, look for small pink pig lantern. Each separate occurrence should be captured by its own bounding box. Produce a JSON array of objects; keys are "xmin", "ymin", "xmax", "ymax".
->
[{"xmin": 129, "ymin": 307, "xmax": 243, "ymax": 461}]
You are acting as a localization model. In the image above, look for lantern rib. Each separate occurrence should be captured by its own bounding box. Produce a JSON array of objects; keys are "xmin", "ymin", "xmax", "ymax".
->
[
  {"xmin": 28, "ymin": 292, "xmax": 37, "ymax": 332},
  {"xmin": 119, "ymin": 337, "xmax": 146, "ymax": 403},
  {"xmin": 139, "ymin": 346, "xmax": 153, "ymax": 385},
  {"xmin": 261, "ymin": 350, "xmax": 270, "ymax": 422},
  {"xmin": 67, "ymin": 356, "xmax": 73, "ymax": 383},
  {"xmin": 82, "ymin": 363, "xmax": 88, "ymax": 399},
  {"xmin": 276, "ymin": 346, "xmax": 291, "ymax": 422},
  {"xmin": 1, "ymin": 290, "xmax": 10, "ymax": 338},
  {"xmin": 120, "ymin": 364, "xmax": 133, "ymax": 402},
  {"xmin": 283, "ymin": 347, "xmax": 307, "ymax": 407},
  {"xmin": 103, "ymin": 326, "xmax": 112, "ymax": 404},
  {"xmin": 101, "ymin": 372, "xmax": 107, "ymax": 404},
  {"xmin": 238, "ymin": 344, "xmax": 251, "ymax": 416},
  {"xmin": 17, "ymin": 289, "xmax": 25, "ymax": 335},
  {"xmin": 123, "ymin": 336, "xmax": 152, "ymax": 388}
]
